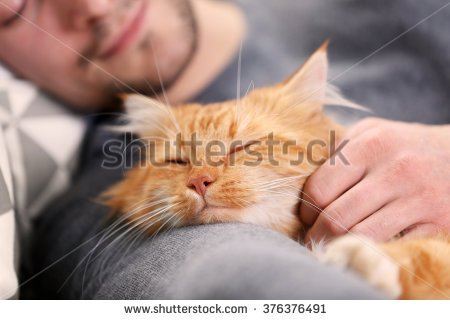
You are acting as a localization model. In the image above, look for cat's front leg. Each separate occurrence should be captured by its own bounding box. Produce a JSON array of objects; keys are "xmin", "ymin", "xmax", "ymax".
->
[{"xmin": 315, "ymin": 235, "xmax": 402, "ymax": 299}]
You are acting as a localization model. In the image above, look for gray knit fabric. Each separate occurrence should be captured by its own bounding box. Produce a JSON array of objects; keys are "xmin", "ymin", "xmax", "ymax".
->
[{"xmin": 94, "ymin": 224, "xmax": 383, "ymax": 299}]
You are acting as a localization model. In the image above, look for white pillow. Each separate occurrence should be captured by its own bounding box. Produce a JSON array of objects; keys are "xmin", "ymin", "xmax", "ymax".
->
[
  {"xmin": 0, "ymin": 129, "xmax": 17, "ymax": 299},
  {"xmin": 0, "ymin": 65, "xmax": 87, "ymax": 299}
]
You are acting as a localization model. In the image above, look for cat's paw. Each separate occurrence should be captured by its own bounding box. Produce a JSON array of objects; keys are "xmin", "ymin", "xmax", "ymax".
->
[{"xmin": 316, "ymin": 235, "xmax": 402, "ymax": 299}]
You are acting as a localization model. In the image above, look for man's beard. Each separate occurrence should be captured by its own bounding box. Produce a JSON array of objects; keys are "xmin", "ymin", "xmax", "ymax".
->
[{"xmin": 110, "ymin": 0, "xmax": 198, "ymax": 102}]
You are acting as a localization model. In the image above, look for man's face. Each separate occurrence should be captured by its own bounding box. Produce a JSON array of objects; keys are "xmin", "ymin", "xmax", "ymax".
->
[{"xmin": 0, "ymin": 0, "xmax": 197, "ymax": 110}]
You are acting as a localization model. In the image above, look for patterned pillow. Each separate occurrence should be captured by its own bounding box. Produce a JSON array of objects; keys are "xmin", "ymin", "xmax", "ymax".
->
[
  {"xmin": 0, "ymin": 128, "xmax": 17, "ymax": 299},
  {"xmin": 0, "ymin": 65, "xmax": 87, "ymax": 299}
]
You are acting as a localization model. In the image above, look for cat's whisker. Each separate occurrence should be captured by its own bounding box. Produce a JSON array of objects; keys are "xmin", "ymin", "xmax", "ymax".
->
[
  {"xmin": 104, "ymin": 202, "xmax": 169, "ymax": 237},
  {"xmin": 78, "ymin": 202, "xmax": 180, "ymax": 295},
  {"xmin": 255, "ymin": 181, "xmax": 299, "ymax": 191},
  {"xmin": 83, "ymin": 198, "xmax": 170, "ymax": 258},
  {"xmin": 281, "ymin": 82, "xmax": 370, "ymax": 119},
  {"xmin": 261, "ymin": 189, "xmax": 318, "ymax": 210},
  {"xmin": 55, "ymin": 196, "xmax": 164, "ymax": 294},
  {"xmin": 253, "ymin": 185, "xmax": 349, "ymax": 238},
  {"xmin": 235, "ymin": 198, "xmax": 253, "ymax": 209},
  {"xmin": 280, "ymin": 185, "xmax": 331, "ymax": 214},
  {"xmin": 113, "ymin": 104, "xmax": 179, "ymax": 139},
  {"xmin": 71, "ymin": 211, "xmax": 162, "ymax": 294},
  {"xmin": 158, "ymin": 215, "xmax": 183, "ymax": 237},
  {"xmin": 92, "ymin": 202, "xmax": 178, "ymax": 256},
  {"xmin": 129, "ymin": 116, "xmax": 177, "ymax": 138},
  {"xmin": 111, "ymin": 210, "xmax": 176, "ymax": 265},
  {"xmin": 254, "ymin": 180, "xmax": 304, "ymax": 191},
  {"xmin": 60, "ymin": 201, "xmax": 177, "ymax": 293},
  {"xmin": 234, "ymin": 39, "xmax": 244, "ymax": 125},
  {"xmin": 173, "ymin": 216, "xmax": 184, "ymax": 230},
  {"xmin": 254, "ymin": 174, "xmax": 310, "ymax": 187},
  {"xmin": 262, "ymin": 189, "xmax": 346, "ymax": 236},
  {"xmin": 147, "ymin": 37, "xmax": 182, "ymax": 134},
  {"xmin": 136, "ymin": 135, "xmax": 172, "ymax": 143},
  {"xmin": 113, "ymin": 211, "xmax": 169, "ymax": 251},
  {"xmin": 143, "ymin": 214, "xmax": 184, "ymax": 253},
  {"xmin": 140, "ymin": 91, "xmax": 182, "ymax": 136},
  {"xmin": 79, "ymin": 208, "xmax": 173, "ymax": 296},
  {"xmin": 133, "ymin": 206, "xmax": 181, "ymax": 241},
  {"xmin": 245, "ymin": 80, "xmax": 255, "ymax": 97},
  {"xmin": 142, "ymin": 78, "xmax": 161, "ymax": 98},
  {"xmin": 120, "ymin": 136, "xmax": 170, "ymax": 167},
  {"xmin": 102, "ymin": 197, "xmax": 176, "ymax": 234},
  {"xmin": 149, "ymin": 211, "xmax": 181, "ymax": 240},
  {"xmin": 118, "ymin": 91, "xmax": 181, "ymax": 138}
]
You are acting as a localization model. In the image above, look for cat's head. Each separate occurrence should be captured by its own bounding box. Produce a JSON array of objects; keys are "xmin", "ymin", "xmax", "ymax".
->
[{"xmin": 103, "ymin": 45, "xmax": 349, "ymax": 239}]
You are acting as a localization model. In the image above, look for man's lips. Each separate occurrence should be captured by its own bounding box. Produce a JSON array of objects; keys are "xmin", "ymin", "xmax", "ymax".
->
[{"xmin": 98, "ymin": 0, "xmax": 148, "ymax": 60}]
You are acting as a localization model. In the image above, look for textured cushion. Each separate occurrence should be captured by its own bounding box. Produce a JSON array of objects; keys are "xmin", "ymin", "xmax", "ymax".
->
[
  {"xmin": 0, "ymin": 65, "xmax": 87, "ymax": 299},
  {"xmin": 0, "ymin": 129, "xmax": 17, "ymax": 299}
]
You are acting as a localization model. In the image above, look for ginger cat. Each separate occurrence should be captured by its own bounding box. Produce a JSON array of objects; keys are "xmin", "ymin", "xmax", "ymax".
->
[{"xmin": 103, "ymin": 45, "xmax": 450, "ymax": 299}]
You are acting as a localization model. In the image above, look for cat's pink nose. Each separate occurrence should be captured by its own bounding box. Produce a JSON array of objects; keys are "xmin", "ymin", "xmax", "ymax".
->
[{"xmin": 187, "ymin": 174, "xmax": 215, "ymax": 196}]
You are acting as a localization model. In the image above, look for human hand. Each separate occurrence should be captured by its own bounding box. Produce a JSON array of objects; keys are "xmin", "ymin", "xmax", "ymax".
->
[{"xmin": 300, "ymin": 118, "xmax": 450, "ymax": 243}]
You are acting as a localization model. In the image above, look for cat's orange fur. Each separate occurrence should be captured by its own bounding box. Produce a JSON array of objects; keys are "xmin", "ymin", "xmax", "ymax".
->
[
  {"xmin": 382, "ymin": 236, "xmax": 450, "ymax": 299},
  {"xmin": 103, "ymin": 45, "xmax": 450, "ymax": 299}
]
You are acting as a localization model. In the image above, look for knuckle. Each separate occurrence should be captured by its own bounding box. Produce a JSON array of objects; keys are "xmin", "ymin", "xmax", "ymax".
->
[
  {"xmin": 351, "ymin": 223, "xmax": 377, "ymax": 239},
  {"xmin": 418, "ymin": 183, "xmax": 443, "ymax": 209},
  {"xmin": 322, "ymin": 214, "xmax": 346, "ymax": 236},
  {"xmin": 306, "ymin": 183, "xmax": 328, "ymax": 208},
  {"xmin": 350, "ymin": 219, "xmax": 384, "ymax": 240},
  {"xmin": 441, "ymin": 214, "xmax": 450, "ymax": 232},
  {"xmin": 380, "ymin": 153, "xmax": 427, "ymax": 189},
  {"xmin": 390, "ymin": 153, "xmax": 422, "ymax": 179},
  {"xmin": 362, "ymin": 129, "xmax": 395, "ymax": 156}
]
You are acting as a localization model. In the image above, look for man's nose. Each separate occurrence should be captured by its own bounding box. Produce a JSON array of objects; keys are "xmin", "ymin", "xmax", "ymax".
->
[
  {"xmin": 68, "ymin": 0, "xmax": 113, "ymax": 30},
  {"xmin": 187, "ymin": 174, "xmax": 216, "ymax": 197}
]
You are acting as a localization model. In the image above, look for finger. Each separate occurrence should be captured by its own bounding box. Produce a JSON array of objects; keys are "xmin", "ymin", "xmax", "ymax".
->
[
  {"xmin": 299, "ymin": 143, "xmax": 366, "ymax": 226},
  {"xmin": 300, "ymin": 118, "xmax": 390, "ymax": 228},
  {"xmin": 401, "ymin": 223, "xmax": 443, "ymax": 240},
  {"xmin": 304, "ymin": 174, "xmax": 397, "ymax": 242},
  {"xmin": 349, "ymin": 201, "xmax": 417, "ymax": 242}
]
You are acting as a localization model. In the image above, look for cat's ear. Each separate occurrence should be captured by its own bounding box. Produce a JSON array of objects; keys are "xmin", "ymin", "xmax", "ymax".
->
[
  {"xmin": 121, "ymin": 94, "xmax": 173, "ymax": 137},
  {"xmin": 281, "ymin": 41, "xmax": 329, "ymax": 105}
]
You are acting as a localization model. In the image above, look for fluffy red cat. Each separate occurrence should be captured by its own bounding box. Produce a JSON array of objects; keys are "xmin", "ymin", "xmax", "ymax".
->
[{"xmin": 103, "ymin": 44, "xmax": 450, "ymax": 299}]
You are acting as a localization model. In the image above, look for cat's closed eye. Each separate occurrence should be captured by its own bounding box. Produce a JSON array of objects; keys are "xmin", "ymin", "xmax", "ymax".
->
[
  {"xmin": 165, "ymin": 158, "xmax": 189, "ymax": 165},
  {"xmin": 229, "ymin": 140, "xmax": 259, "ymax": 155}
]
